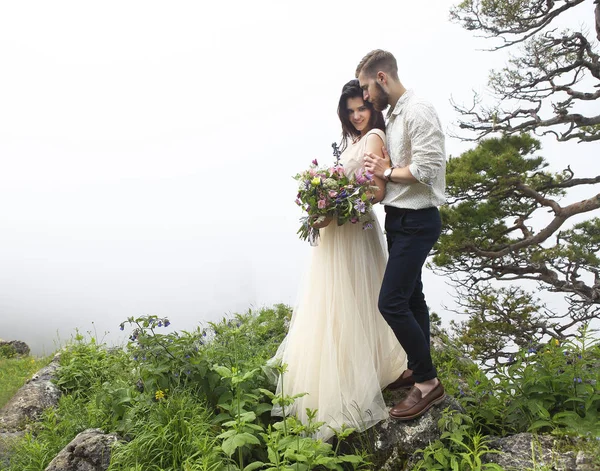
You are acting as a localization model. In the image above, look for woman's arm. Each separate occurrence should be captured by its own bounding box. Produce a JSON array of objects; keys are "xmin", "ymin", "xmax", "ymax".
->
[{"xmin": 364, "ymin": 133, "xmax": 387, "ymax": 203}]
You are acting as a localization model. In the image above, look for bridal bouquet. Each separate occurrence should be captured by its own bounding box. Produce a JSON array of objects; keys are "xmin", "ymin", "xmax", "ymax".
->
[{"xmin": 294, "ymin": 159, "xmax": 377, "ymax": 245}]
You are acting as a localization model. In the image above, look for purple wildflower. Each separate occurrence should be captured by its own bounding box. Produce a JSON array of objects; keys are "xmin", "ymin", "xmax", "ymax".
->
[
  {"xmin": 312, "ymin": 159, "xmax": 318, "ymax": 166},
  {"xmin": 354, "ymin": 200, "xmax": 366, "ymax": 213}
]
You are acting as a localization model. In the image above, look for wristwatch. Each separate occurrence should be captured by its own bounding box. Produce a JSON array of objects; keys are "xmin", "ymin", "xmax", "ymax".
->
[{"xmin": 383, "ymin": 167, "xmax": 393, "ymax": 182}]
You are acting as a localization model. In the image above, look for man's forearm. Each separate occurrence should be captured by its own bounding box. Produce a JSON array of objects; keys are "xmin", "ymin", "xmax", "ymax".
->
[{"xmin": 388, "ymin": 166, "xmax": 418, "ymax": 184}]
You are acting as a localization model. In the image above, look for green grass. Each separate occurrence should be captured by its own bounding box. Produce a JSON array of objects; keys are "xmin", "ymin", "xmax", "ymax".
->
[{"xmin": 0, "ymin": 356, "xmax": 52, "ymax": 409}]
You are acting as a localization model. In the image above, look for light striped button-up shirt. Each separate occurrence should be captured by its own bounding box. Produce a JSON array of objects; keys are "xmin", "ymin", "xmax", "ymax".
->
[{"xmin": 382, "ymin": 90, "xmax": 446, "ymax": 210}]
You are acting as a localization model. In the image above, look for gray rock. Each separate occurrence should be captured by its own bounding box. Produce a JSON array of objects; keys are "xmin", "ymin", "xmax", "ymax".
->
[
  {"xmin": 44, "ymin": 429, "xmax": 119, "ymax": 471},
  {"xmin": 0, "ymin": 353, "xmax": 61, "ymax": 432},
  {"xmin": 354, "ymin": 388, "xmax": 464, "ymax": 470},
  {"xmin": 483, "ymin": 433, "xmax": 594, "ymax": 471},
  {"xmin": 0, "ymin": 340, "xmax": 30, "ymax": 357}
]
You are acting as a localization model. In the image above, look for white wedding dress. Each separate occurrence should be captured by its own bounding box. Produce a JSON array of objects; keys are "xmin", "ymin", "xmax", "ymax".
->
[{"xmin": 270, "ymin": 129, "xmax": 407, "ymax": 441}]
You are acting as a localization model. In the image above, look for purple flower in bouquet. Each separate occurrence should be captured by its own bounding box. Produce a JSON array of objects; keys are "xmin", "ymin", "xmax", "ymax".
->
[
  {"xmin": 354, "ymin": 199, "xmax": 367, "ymax": 214},
  {"xmin": 363, "ymin": 222, "xmax": 374, "ymax": 230},
  {"xmin": 336, "ymin": 189, "xmax": 348, "ymax": 202},
  {"xmin": 312, "ymin": 159, "xmax": 318, "ymax": 166}
]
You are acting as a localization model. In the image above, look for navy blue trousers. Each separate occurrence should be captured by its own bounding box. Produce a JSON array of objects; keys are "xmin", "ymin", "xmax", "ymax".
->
[{"xmin": 378, "ymin": 205, "xmax": 441, "ymax": 383}]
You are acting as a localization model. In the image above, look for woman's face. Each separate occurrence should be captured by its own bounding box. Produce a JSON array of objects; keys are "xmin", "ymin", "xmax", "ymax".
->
[{"xmin": 346, "ymin": 96, "xmax": 371, "ymax": 134}]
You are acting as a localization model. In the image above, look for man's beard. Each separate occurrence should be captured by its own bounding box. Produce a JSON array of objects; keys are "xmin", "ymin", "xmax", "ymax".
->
[{"xmin": 372, "ymin": 81, "xmax": 390, "ymax": 112}]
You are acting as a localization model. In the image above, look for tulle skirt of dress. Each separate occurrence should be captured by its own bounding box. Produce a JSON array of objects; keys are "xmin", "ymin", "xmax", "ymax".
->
[{"xmin": 269, "ymin": 215, "xmax": 407, "ymax": 441}]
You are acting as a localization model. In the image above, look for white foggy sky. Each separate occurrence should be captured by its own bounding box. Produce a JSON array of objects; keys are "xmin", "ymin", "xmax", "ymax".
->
[{"xmin": 1, "ymin": 1, "xmax": 598, "ymax": 354}]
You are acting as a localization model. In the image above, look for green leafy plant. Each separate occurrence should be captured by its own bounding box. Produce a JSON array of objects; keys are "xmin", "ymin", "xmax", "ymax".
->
[
  {"xmin": 414, "ymin": 410, "xmax": 504, "ymax": 471},
  {"xmin": 459, "ymin": 326, "xmax": 600, "ymax": 437}
]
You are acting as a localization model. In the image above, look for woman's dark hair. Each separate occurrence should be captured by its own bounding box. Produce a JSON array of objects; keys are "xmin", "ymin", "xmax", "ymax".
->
[{"xmin": 337, "ymin": 79, "xmax": 385, "ymax": 152}]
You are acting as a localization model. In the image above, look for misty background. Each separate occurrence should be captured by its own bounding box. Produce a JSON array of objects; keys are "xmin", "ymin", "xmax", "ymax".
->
[{"xmin": 1, "ymin": 1, "xmax": 598, "ymax": 355}]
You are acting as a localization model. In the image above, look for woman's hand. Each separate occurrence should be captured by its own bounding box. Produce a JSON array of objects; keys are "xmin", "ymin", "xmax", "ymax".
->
[{"xmin": 311, "ymin": 216, "xmax": 333, "ymax": 229}]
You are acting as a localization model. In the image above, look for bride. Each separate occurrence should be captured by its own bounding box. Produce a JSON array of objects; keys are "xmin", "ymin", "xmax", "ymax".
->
[{"xmin": 269, "ymin": 79, "xmax": 407, "ymax": 441}]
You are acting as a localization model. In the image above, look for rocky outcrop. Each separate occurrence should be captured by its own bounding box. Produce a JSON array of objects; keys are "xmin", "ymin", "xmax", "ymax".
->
[
  {"xmin": 0, "ymin": 340, "xmax": 30, "ymax": 357},
  {"xmin": 0, "ymin": 353, "xmax": 61, "ymax": 432},
  {"xmin": 346, "ymin": 387, "xmax": 464, "ymax": 470},
  {"xmin": 483, "ymin": 433, "xmax": 596, "ymax": 471},
  {"xmin": 44, "ymin": 429, "xmax": 119, "ymax": 471}
]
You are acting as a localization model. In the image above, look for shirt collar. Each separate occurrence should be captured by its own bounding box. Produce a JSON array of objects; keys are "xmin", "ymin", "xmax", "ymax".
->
[{"xmin": 387, "ymin": 89, "xmax": 413, "ymax": 119}]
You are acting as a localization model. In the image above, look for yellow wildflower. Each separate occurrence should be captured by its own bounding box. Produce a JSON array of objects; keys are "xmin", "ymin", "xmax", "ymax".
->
[
  {"xmin": 554, "ymin": 339, "xmax": 560, "ymax": 346},
  {"xmin": 155, "ymin": 389, "xmax": 166, "ymax": 401}
]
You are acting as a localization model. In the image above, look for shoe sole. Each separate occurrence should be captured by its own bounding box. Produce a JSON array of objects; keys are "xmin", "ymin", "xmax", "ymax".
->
[
  {"xmin": 388, "ymin": 393, "xmax": 446, "ymax": 421},
  {"xmin": 385, "ymin": 383, "xmax": 414, "ymax": 391}
]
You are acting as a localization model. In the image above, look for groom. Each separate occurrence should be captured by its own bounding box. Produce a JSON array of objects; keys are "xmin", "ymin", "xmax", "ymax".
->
[{"xmin": 357, "ymin": 49, "xmax": 447, "ymax": 420}]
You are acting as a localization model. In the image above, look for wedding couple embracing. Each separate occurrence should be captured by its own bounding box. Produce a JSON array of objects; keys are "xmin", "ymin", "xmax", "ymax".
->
[{"xmin": 270, "ymin": 49, "xmax": 447, "ymax": 441}]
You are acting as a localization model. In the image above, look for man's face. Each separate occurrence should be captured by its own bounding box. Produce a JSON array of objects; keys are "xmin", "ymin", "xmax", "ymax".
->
[{"xmin": 358, "ymin": 71, "xmax": 389, "ymax": 112}]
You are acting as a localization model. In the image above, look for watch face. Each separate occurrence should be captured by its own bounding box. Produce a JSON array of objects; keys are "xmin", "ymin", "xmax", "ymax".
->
[{"xmin": 385, "ymin": 168, "xmax": 392, "ymax": 177}]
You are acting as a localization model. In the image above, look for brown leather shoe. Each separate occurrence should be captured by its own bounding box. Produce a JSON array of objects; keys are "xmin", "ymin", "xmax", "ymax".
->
[
  {"xmin": 386, "ymin": 369, "xmax": 415, "ymax": 391},
  {"xmin": 389, "ymin": 380, "xmax": 445, "ymax": 421}
]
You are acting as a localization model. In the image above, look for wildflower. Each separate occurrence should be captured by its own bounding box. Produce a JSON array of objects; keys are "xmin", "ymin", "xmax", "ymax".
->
[
  {"xmin": 119, "ymin": 324, "xmax": 125, "ymax": 331},
  {"xmin": 164, "ymin": 320, "xmax": 170, "ymax": 327},
  {"xmin": 354, "ymin": 200, "xmax": 366, "ymax": 213},
  {"xmin": 362, "ymin": 222, "xmax": 373, "ymax": 230},
  {"xmin": 157, "ymin": 321, "xmax": 162, "ymax": 327},
  {"xmin": 528, "ymin": 347, "xmax": 536, "ymax": 353},
  {"xmin": 475, "ymin": 380, "xmax": 481, "ymax": 386},
  {"xmin": 554, "ymin": 339, "xmax": 560, "ymax": 346},
  {"xmin": 155, "ymin": 389, "xmax": 166, "ymax": 401},
  {"xmin": 574, "ymin": 377, "xmax": 582, "ymax": 383}
]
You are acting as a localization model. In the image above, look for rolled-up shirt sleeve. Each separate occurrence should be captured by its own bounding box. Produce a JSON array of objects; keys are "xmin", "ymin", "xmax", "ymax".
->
[{"xmin": 405, "ymin": 103, "xmax": 445, "ymax": 186}]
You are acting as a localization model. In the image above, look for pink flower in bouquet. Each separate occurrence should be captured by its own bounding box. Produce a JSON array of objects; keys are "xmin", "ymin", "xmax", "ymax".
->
[
  {"xmin": 350, "ymin": 217, "xmax": 359, "ymax": 224},
  {"xmin": 295, "ymin": 199, "xmax": 302, "ymax": 206},
  {"xmin": 318, "ymin": 199, "xmax": 327, "ymax": 209},
  {"xmin": 309, "ymin": 168, "xmax": 317, "ymax": 177},
  {"xmin": 355, "ymin": 168, "xmax": 373, "ymax": 185},
  {"xmin": 329, "ymin": 190, "xmax": 338, "ymax": 198}
]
